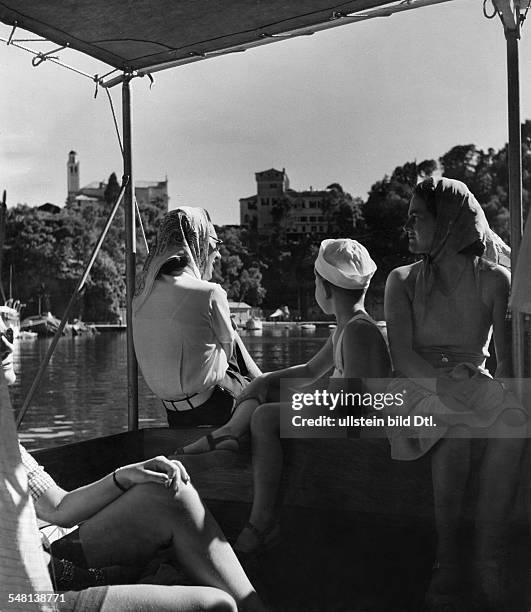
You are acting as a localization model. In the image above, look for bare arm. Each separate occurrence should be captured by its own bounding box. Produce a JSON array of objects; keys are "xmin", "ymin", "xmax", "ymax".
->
[
  {"xmin": 34, "ymin": 456, "xmax": 190, "ymax": 528},
  {"xmin": 384, "ymin": 267, "xmax": 440, "ymax": 389},
  {"xmin": 341, "ymin": 321, "xmax": 391, "ymax": 380},
  {"xmin": 262, "ymin": 335, "xmax": 334, "ymax": 387},
  {"xmin": 490, "ymin": 266, "xmax": 511, "ymax": 377}
]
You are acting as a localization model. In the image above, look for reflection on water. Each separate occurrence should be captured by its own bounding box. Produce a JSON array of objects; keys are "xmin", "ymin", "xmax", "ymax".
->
[{"xmin": 11, "ymin": 326, "xmax": 330, "ymax": 450}]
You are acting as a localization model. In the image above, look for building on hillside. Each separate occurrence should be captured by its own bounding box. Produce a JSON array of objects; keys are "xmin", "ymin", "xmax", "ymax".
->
[
  {"xmin": 37, "ymin": 203, "xmax": 61, "ymax": 214},
  {"xmin": 239, "ymin": 168, "xmax": 347, "ymax": 240},
  {"xmin": 66, "ymin": 151, "xmax": 169, "ymax": 210},
  {"xmin": 227, "ymin": 301, "xmax": 252, "ymax": 327}
]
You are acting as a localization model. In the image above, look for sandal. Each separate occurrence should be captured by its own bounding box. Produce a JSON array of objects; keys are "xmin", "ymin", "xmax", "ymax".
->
[
  {"xmin": 473, "ymin": 561, "xmax": 506, "ymax": 611},
  {"xmin": 234, "ymin": 521, "xmax": 281, "ymax": 556},
  {"xmin": 173, "ymin": 433, "xmax": 240, "ymax": 456},
  {"xmin": 425, "ymin": 561, "xmax": 464, "ymax": 612}
]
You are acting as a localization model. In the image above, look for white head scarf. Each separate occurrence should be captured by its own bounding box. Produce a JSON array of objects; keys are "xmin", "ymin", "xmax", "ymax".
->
[
  {"xmin": 133, "ymin": 207, "xmax": 214, "ymax": 314},
  {"xmin": 314, "ymin": 238, "xmax": 377, "ymax": 290}
]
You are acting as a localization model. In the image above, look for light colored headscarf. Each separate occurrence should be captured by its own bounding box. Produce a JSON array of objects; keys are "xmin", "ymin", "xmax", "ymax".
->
[
  {"xmin": 315, "ymin": 238, "xmax": 376, "ymax": 289},
  {"xmin": 415, "ymin": 177, "xmax": 510, "ymax": 304},
  {"xmin": 133, "ymin": 207, "xmax": 213, "ymax": 314}
]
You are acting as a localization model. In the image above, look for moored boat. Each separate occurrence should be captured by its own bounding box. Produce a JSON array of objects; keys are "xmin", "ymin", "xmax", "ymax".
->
[
  {"xmin": 0, "ymin": 302, "xmax": 20, "ymax": 336},
  {"xmin": 245, "ymin": 317, "xmax": 263, "ymax": 331},
  {"xmin": 20, "ymin": 312, "xmax": 62, "ymax": 337}
]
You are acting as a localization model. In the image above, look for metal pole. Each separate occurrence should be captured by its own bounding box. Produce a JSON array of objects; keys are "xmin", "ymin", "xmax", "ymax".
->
[
  {"xmin": 122, "ymin": 74, "xmax": 139, "ymax": 430},
  {"xmin": 506, "ymin": 28, "xmax": 525, "ymax": 382},
  {"xmin": 0, "ymin": 190, "xmax": 6, "ymax": 303}
]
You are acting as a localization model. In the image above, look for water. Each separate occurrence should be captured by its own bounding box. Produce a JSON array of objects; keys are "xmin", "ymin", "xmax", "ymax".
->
[{"xmin": 11, "ymin": 326, "xmax": 331, "ymax": 450}]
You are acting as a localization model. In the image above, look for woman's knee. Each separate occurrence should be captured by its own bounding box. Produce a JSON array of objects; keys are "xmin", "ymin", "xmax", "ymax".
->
[
  {"xmin": 250, "ymin": 403, "xmax": 279, "ymax": 434},
  {"xmin": 129, "ymin": 481, "xmax": 203, "ymax": 520},
  {"xmin": 198, "ymin": 588, "xmax": 237, "ymax": 612}
]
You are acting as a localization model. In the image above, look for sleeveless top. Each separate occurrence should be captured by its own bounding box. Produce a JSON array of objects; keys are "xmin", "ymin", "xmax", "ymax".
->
[
  {"xmin": 331, "ymin": 311, "xmax": 379, "ymax": 378},
  {"xmin": 411, "ymin": 262, "xmax": 492, "ymax": 371}
]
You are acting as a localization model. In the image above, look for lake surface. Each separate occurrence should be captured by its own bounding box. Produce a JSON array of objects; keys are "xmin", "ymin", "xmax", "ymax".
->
[{"xmin": 11, "ymin": 326, "xmax": 331, "ymax": 450}]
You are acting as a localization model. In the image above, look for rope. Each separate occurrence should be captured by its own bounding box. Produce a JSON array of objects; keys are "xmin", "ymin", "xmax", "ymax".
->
[
  {"xmin": 104, "ymin": 87, "xmax": 124, "ymax": 155},
  {"xmin": 135, "ymin": 197, "xmax": 149, "ymax": 253},
  {"xmin": 483, "ymin": 0, "xmax": 498, "ymax": 19},
  {"xmin": 0, "ymin": 35, "xmax": 98, "ymax": 80},
  {"xmin": 520, "ymin": 1, "xmax": 531, "ymax": 26}
]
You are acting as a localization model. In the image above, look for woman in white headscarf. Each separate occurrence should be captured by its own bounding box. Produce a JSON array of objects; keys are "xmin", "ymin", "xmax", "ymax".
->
[
  {"xmin": 384, "ymin": 177, "xmax": 527, "ymax": 611},
  {"xmin": 179, "ymin": 238, "xmax": 391, "ymax": 554},
  {"xmin": 133, "ymin": 207, "xmax": 260, "ymax": 428}
]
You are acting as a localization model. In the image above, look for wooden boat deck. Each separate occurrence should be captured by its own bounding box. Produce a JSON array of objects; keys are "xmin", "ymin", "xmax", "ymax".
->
[{"xmin": 34, "ymin": 428, "xmax": 529, "ymax": 611}]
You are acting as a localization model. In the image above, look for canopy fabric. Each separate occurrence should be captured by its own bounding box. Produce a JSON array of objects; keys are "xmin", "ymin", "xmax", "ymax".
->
[{"xmin": 0, "ymin": 1, "xmax": 414, "ymax": 74}]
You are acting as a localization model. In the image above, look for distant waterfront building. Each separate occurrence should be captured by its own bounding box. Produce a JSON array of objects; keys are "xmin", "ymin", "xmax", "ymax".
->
[
  {"xmin": 66, "ymin": 151, "xmax": 169, "ymax": 210},
  {"xmin": 239, "ymin": 168, "xmax": 342, "ymax": 240}
]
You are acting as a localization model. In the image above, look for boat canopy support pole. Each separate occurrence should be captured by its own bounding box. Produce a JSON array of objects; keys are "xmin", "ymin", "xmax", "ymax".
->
[
  {"xmin": 505, "ymin": 22, "xmax": 525, "ymax": 381},
  {"xmin": 123, "ymin": 73, "xmax": 139, "ymax": 430},
  {"xmin": 16, "ymin": 181, "xmax": 129, "ymax": 428}
]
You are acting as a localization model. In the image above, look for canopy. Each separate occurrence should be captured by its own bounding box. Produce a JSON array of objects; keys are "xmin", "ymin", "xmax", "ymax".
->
[{"xmin": 0, "ymin": 1, "xmax": 451, "ymax": 77}]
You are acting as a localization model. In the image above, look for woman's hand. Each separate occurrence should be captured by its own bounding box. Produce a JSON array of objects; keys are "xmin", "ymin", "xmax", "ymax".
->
[
  {"xmin": 115, "ymin": 456, "xmax": 190, "ymax": 493},
  {"xmin": 238, "ymin": 373, "xmax": 273, "ymax": 404}
]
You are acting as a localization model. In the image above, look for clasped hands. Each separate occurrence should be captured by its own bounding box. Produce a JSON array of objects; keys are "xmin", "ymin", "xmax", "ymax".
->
[{"xmin": 114, "ymin": 456, "xmax": 191, "ymax": 493}]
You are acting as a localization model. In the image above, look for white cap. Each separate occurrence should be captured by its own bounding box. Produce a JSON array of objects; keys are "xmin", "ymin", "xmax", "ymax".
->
[{"xmin": 314, "ymin": 238, "xmax": 376, "ymax": 290}]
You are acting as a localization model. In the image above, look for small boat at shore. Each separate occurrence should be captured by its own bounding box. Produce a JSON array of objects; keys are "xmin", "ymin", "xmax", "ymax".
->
[
  {"xmin": 17, "ymin": 330, "xmax": 38, "ymax": 340},
  {"xmin": 300, "ymin": 323, "xmax": 316, "ymax": 331},
  {"xmin": 245, "ymin": 317, "xmax": 263, "ymax": 331},
  {"xmin": 0, "ymin": 303, "xmax": 20, "ymax": 336},
  {"xmin": 20, "ymin": 312, "xmax": 97, "ymax": 337},
  {"xmin": 20, "ymin": 312, "xmax": 61, "ymax": 337}
]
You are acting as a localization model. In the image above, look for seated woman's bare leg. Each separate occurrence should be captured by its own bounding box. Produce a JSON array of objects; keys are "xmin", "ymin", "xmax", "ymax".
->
[
  {"xmin": 78, "ymin": 482, "xmax": 267, "ymax": 611},
  {"xmin": 95, "ymin": 584, "xmax": 237, "ymax": 612},
  {"xmin": 235, "ymin": 403, "xmax": 282, "ymax": 553},
  {"xmin": 180, "ymin": 397, "xmax": 261, "ymax": 454},
  {"xmin": 181, "ymin": 373, "xmax": 277, "ymax": 454},
  {"xmin": 427, "ymin": 435, "xmax": 471, "ymax": 604},
  {"xmin": 474, "ymin": 418, "xmax": 526, "ymax": 604}
]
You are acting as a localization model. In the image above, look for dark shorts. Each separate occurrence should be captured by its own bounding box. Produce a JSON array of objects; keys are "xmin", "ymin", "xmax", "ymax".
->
[
  {"xmin": 50, "ymin": 529, "xmax": 142, "ymax": 592},
  {"xmin": 165, "ymin": 341, "xmax": 252, "ymax": 428}
]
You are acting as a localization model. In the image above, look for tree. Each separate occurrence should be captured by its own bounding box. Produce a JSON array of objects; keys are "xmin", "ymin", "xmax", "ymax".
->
[
  {"xmin": 323, "ymin": 183, "xmax": 362, "ymax": 236},
  {"xmin": 362, "ymin": 160, "xmax": 436, "ymax": 277},
  {"xmin": 212, "ymin": 227, "xmax": 266, "ymax": 306},
  {"xmin": 104, "ymin": 172, "xmax": 121, "ymax": 206}
]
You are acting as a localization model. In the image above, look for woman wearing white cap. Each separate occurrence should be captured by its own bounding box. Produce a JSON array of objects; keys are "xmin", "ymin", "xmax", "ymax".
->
[{"xmin": 178, "ymin": 238, "xmax": 391, "ymax": 553}]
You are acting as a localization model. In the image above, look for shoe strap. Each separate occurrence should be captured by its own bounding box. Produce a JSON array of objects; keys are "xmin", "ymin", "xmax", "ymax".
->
[{"xmin": 206, "ymin": 433, "xmax": 239, "ymax": 450}]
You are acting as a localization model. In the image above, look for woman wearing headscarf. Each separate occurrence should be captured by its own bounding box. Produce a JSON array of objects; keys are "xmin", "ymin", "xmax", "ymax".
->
[
  {"xmin": 384, "ymin": 177, "xmax": 527, "ymax": 611},
  {"xmin": 133, "ymin": 207, "xmax": 260, "ymax": 428}
]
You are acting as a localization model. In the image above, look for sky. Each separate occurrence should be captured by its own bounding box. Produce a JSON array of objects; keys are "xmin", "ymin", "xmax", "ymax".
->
[{"xmin": 2, "ymin": 1, "xmax": 531, "ymax": 225}]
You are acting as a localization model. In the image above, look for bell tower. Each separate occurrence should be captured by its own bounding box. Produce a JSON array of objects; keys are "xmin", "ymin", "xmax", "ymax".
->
[{"xmin": 67, "ymin": 150, "xmax": 79, "ymax": 205}]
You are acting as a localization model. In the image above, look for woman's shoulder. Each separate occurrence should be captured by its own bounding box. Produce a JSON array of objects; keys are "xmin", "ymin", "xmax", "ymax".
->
[
  {"xmin": 479, "ymin": 261, "xmax": 510, "ymax": 290},
  {"xmin": 343, "ymin": 315, "xmax": 385, "ymax": 346},
  {"xmin": 388, "ymin": 261, "xmax": 422, "ymax": 282},
  {"xmin": 386, "ymin": 261, "xmax": 422, "ymax": 299}
]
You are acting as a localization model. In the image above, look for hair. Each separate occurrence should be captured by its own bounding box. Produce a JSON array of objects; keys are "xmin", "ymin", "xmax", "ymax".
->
[
  {"xmin": 315, "ymin": 270, "xmax": 366, "ymax": 303},
  {"xmin": 158, "ymin": 255, "xmax": 189, "ymax": 276},
  {"xmin": 414, "ymin": 177, "xmax": 438, "ymax": 217},
  {"xmin": 413, "ymin": 178, "xmax": 485, "ymax": 258}
]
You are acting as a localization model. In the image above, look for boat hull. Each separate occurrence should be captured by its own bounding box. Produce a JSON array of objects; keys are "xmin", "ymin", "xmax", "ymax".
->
[{"xmin": 33, "ymin": 429, "xmax": 528, "ymax": 611}]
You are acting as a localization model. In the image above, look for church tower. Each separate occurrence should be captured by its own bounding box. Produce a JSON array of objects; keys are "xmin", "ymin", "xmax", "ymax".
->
[{"xmin": 66, "ymin": 150, "xmax": 79, "ymax": 205}]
